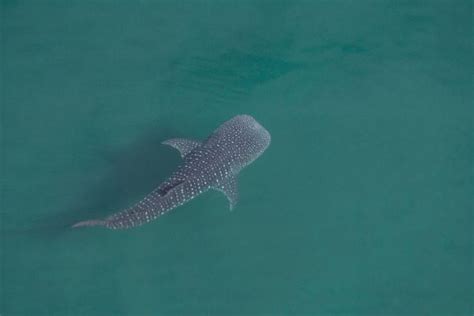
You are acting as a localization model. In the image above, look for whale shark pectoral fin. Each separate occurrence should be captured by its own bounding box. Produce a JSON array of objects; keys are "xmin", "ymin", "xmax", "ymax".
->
[
  {"xmin": 213, "ymin": 176, "xmax": 239, "ymax": 211},
  {"xmin": 162, "ymin": 138, "xmax": 202, "ymax": 158}
]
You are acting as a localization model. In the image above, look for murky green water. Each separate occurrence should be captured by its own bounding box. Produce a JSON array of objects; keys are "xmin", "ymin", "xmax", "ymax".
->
[{"xmin": 1, "ymin": 0, "xmax": 472, "ymax": 315}]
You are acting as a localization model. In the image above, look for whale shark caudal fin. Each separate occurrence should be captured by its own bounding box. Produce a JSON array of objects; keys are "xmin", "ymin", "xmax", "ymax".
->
[
  {"xmin": 212, "ymin": 176, "xmax": 239, "ymax": 211},
  {"xmin": 162, "ymin": 138, "xmax": 202, "ymax": 158},
  {"xmin": 72, "ymin": 219, "xmax": 106, "ymax": 228}
]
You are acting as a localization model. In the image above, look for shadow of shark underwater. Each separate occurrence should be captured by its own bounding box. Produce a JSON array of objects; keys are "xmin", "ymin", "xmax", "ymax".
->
[{"xmin": 73, "ymin": 114, "xmax": 271, "ymax": 230}]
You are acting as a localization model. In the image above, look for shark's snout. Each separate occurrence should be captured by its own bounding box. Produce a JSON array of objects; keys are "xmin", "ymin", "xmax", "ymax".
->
[
  {"xmin": 229, "ymin": 114, "xmax": 271, "ymax": 163},
  {"xmin": 244, "ymin": 115, "xmax": 271, "ymax": 149}
]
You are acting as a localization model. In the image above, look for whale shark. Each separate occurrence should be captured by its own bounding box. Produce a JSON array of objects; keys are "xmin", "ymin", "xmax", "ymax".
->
[{"xmin": 73, "ymin": 114, "xmax": 271, "ymax": 229}]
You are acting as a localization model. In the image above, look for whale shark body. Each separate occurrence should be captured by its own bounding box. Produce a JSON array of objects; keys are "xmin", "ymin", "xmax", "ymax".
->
[{"xmin": 73, "ymin": 115, "xmax": 271, "ymax": 229}]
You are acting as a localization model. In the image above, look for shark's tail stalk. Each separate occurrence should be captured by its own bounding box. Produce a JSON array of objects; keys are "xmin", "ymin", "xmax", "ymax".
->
[{"xmin": 72, "ymin": 219, "xmax": 107, "ymax": 228}]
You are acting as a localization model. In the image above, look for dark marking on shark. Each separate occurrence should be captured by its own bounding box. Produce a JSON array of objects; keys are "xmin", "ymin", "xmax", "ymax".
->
[{"xmin": 73, "ymin": 115, "xmax": 271, "ymax": 230}]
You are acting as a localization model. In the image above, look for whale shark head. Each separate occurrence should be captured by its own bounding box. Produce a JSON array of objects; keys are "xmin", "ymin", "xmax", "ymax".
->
[{"xmin": 217, "ymin": 114, "xmax": 271, "ymax": 169}]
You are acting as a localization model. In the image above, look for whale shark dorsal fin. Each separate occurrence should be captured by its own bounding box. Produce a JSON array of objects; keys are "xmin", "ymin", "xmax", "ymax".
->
[
  {"xmin": 213, "ymin": 176, "xmax": 239, "ymax": 211},
  {"xmin": 162, "ymin": 138, "xmax": 202, "ymax": 158}
]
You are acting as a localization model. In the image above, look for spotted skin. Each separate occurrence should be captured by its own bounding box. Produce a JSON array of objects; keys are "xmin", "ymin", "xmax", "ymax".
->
[{"xmin": 72, "ymin": 115, "xmax": 271, "ymax": 230}]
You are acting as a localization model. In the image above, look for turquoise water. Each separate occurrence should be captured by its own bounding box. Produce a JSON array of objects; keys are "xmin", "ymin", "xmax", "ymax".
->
[{"xmin": 1, "ymin": 0, "xmax": 472, "ymax": 315}]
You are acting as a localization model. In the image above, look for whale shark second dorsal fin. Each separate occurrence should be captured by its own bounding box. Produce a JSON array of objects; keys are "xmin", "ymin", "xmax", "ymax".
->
[
  {"xmin": 212, "ymin": 176, "xmax": 239, "ymax": 211},
  {"xmin": 162, "ymin": 138, "xmax": 202, "ymax": 158}
]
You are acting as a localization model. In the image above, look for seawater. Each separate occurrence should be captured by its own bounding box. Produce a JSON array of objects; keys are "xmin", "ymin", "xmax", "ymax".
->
[{"xmin": 1, "ymin": 1, "xmax": 472, "ymax": 315}]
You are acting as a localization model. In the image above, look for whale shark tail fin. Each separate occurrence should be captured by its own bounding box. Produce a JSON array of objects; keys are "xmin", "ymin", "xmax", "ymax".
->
[{"xmin": 72, "ymin": 219, "xmax": 106, "ymax": 228}]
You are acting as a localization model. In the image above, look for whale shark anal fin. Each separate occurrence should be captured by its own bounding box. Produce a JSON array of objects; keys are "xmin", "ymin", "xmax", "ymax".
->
[
  {"xmin": 213, "ymin": 176, "xmax": 239, "ymax": 211},
  {"xmin": 162, "ymin": 138, "xmax": 202, "ymax": 158}
]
